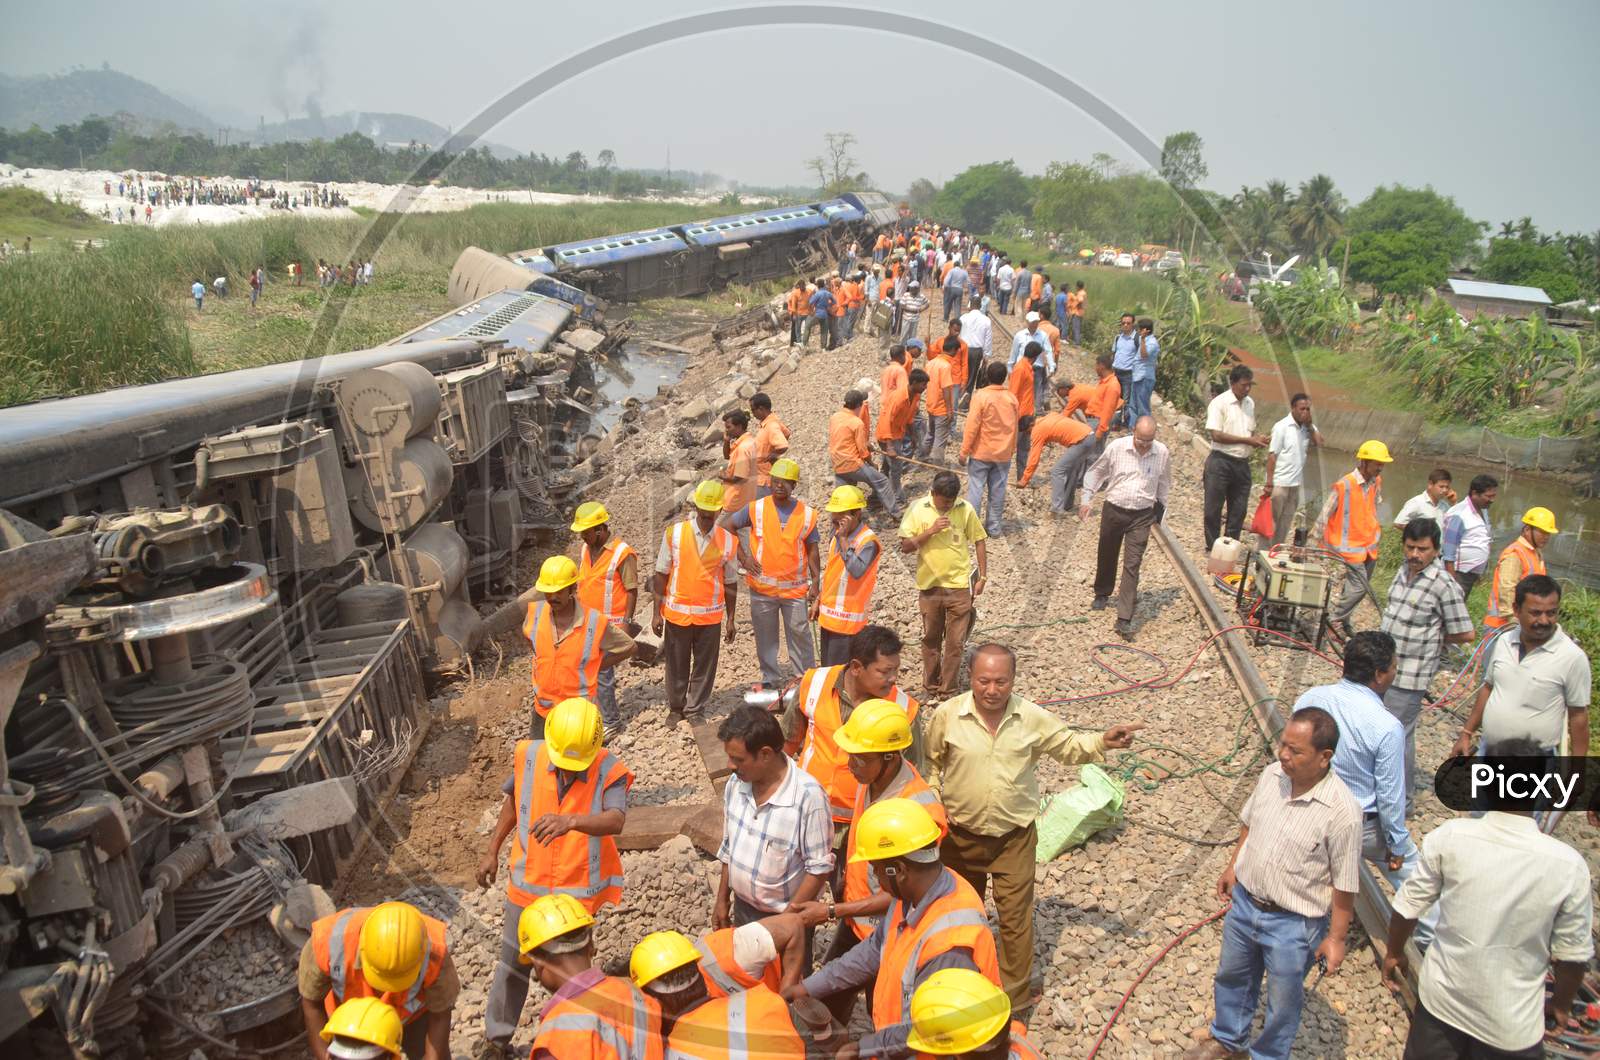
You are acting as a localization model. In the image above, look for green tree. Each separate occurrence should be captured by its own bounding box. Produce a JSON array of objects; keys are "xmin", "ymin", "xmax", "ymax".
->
[
  {"xmin": 906, "ymin": 177, "xmax": 939, "ymax": 211},
  {"xmin": 1288, "ymin": 174, "xmax": 1345, "ymax": 258},
  {"xmin": 1479, "ymin": 238, "xmax": 1584, "ymax": 303},
  {"xmin": 933, "ymin": 161, "xmax": 1031, "ymax": 233},
  {"xmin": 1159, "ymin": 131, "xmax": 1207, "ymax": 191},
  {"xmin": 1345, "ymin": 184, "xmax": 1485, "ymax": 266},
  {"xmin": 1340, "ymin": 230, "xmax": 1448, "ymax": 298}
]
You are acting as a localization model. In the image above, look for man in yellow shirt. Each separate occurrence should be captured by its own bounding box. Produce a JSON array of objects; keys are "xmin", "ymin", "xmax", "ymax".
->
[
  {"xmin": 898, "ymin": 471, "xmax": 988, "ymax": 697},
  {"xmin": 925, "ymin": 643, "xmax": 1142, "ymax": 1011}
]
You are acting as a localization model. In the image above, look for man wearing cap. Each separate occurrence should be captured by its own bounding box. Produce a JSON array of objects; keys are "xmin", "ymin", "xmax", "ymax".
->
[
  {"xmin": 301, "ymin": 901, "xmax": 457, "ymax": 1060},
  {"xmin": 516, "ymin": 896, "xmax": 662, "ymax": 1060},
  {"xmin": 813, "ymin": 486, "xmax": 884, "ymax": 666},
  {"xmin": 571, "ymin": 503, "xmax": 639, "ymax": 727},
  {"xmin": 320, "ymin": 999, "xmax": 405, "ymax": 1060},
  {"xmin": 653, "ymin": 481, "xmax": 741, "ymax": 725},
  {"xmin": 794, "ymin": 698, "xmax": 946, "ymax": 1025},
  {"xmin": 906, "ymin": 969, "xmax": 1044, "ymax": 1059},
  {"xmin": 1318, "ymin": 441, "xmax": 1392, "ymax": 634},
  {"xmin": 1483, "ymin": 508, "xmax": 1556, "ymax": 630},
  {"xmin": 1006, "ymin": 313, "xmax": 1055, "ymax": 384},
  {"xmin": 786, "ymin": 798, "xmax": 1000, "ymax": 1058},
  {"xmin": 729, "ymin": 458, "xmax": 820, "ymax": 690},
  {"xmin": 476, "ymin": 697, "xmax": 633, "ymax": 1058},
  {"xmin": 523, "ymin": 556, "xmax": 637, "ymax": 741},
  {"xmin": 630, "ymin": 931, "xmax": 807, "ymax": 1057}
]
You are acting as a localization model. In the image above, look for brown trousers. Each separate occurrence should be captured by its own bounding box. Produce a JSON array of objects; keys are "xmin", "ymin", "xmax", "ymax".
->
[
  {"xmin": 663, "ymin": 619, "xmax": 720, "ymax": 717},
  {"xmin": 942, "ymin": 821, "xmax": 1037, "ymax": 1010},
  {"xmin": 1093, "ymin": 502, "xmax": 1154, "ymax": 623},
  {"xmin": 918, "ymin": 586, "xmax": 974, "ymax": 695}
]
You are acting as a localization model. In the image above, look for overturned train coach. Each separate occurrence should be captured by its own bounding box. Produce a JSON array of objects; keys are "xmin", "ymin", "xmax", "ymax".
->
[
  {"xmin": 450, "ymin": 189, "xmax": 906, "ymax": 305},
  {"xmin": 0, "ymin": 285, "xmax": 632, "ymax": 1057}
]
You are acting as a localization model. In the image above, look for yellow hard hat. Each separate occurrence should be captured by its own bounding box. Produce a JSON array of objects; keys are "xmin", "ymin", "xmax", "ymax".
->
[
  {"xmin": 322, "ymin": 998, "xmax": 404, "ymax": 1059},
  {"xmin": 692, "ymin": 480, "xmax": 725, "ymax": 512},
  {"xmin": 629, "ymin": 930, "xmax": 702, "ymax": 990},
  {"xmin": 824, "ymin": 485, "xmax": 867, "ymax": 513},
  {"xmin": 1354, "ymin": 440, "xmax": 1393, "ymax": 464},
  {"xmin": 1522, "ymin": 507, "xmax": 1559, "ymax": 534},
  {"xmin": 357, "ymin": 903, "xmax": 426, "ymax": 993},
  {"xmin": 535, "ymin": 555, "xmax": 579, "ymax": 593},
  {"xmin": 834, "ymin": 698, "xmax": 913, "ymax": 755},
  {"xmin": 545, "ymin": 697, "xmax": 604, "ymax": 770},
  {"xmin": 517, "ymin": 894, "xmax": 595, "ymax": 963},
  {"xmin": 769, "ymin": 457, "xmax": 801, "ymax": 483},
  {"xmin": 849, "ymin": 797, "xmax": 942, "ymax": 863},
  {"xmin": 904, "ymin": 969, "xmax": 1012, "ymax": 1055},
  {"xmin": 570, "ymin": 502, "xmax": 610, "ymax": 533}
]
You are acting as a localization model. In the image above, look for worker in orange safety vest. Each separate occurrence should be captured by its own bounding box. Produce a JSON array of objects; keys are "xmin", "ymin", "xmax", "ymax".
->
[
  {"xmin": 784, "ymin": 799, "xmax": 1000, "ymax": 1058},
  {"xmin": 782, "ymin": 624, "xmax": 922, "ymax": 827},
  {"xmin": 1484, "ymin": 507, "xmax": 1556, "ymax": 629},
  {"xmin": 653, "ymin": 480, "xmax": 740, "ymax": 725},
  {"xmin": 812, "ymin": 485, "xmax": 883, "ymax": 667},
  {"xmin": 476, "ymin": 697, "xmax": 633, "ymax": 1058},
  {"xmin": 523, "ymin": 554, "xmax": 635, "ymax": 740},
  {"xmin": 300, "ymin": 901, "xmax": 456, "ymax": 1060},
  {"xmin": 730, "ymin": 457, "xmax": 819, "ymax": 690},
  {"xmin": 572, "ymin": 502, "xmax": 639, "ymax": 726},
  {"xmin": 906, "ymin": 969, "xmax": 1045, "ymax": 1059},
  {"xmin": 689, "ymin": 911, "xmax": 809, "ymax": 1000},
  {"xmin": 631, "ymin": 931, "xmax": 806, "ymax": 1058},
  {"xmin": 518, "ymin": 896, "xmax": 663, "ymax": 1060},
  {"xmin": 1319, "ymin": 440, "xmax": 1391, "ymax": 633},
  {"xmin": 792, "ymin": 698, "xmax": 947, "ymax": 1027}
]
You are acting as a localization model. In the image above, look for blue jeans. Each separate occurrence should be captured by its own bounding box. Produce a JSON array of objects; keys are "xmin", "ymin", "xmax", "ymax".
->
[
  {"xmin": 1113, "ymin": 368, "xmax": 1134, "ymax": 426},
  {"xmin": 1128, "ymin": 376, "xmax": 1154, "ymax": 422},
  {"xmin": 966, "ymin": 459, "xmax": 1008, "ymax": 536},
  {"xmin": 1210, "ymin": 885, "xmax": 1327, "ymax": 1060}
]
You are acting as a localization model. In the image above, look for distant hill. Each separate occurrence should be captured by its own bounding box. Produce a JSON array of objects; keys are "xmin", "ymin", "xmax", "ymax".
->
[
  {"xmin": 247, "ymin": 111, "xmax": 519, "ymax": 157},
  {"xmin": 0, "ymin": 68, "xmax": 218, "ymax": 134}
]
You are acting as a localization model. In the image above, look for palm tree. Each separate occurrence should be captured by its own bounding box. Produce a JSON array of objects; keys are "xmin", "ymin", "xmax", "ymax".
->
[
  {"xmin": 1498, "ymin": 220, "xmax": 1517, "ymax": 239},
  {"xmin": 1227, "ymin": 187, "xmax": 1287, "ymax": 259},
  {"xmin": 1514, "ymin": 216, "xmax": 1537, "ymax": 242},
  {"xmin": 1288, "ymin": 174, "xmax": 1345, "ymax": 259}
]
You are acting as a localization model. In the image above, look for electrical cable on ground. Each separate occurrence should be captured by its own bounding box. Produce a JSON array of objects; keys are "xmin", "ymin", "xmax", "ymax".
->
[
  {"xmin": 140, "ymin": 998, "xmax": 304, "ymax": 1058},
  {"xmin": 1083, "ymin": 904, "xmax": 1232, "ymax": 1060}
]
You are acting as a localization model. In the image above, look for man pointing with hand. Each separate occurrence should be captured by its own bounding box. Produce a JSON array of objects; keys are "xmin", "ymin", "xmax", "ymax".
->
[{"xmin": 924, "ymin": 643, "xmax": 1144, "ymax": 1015}]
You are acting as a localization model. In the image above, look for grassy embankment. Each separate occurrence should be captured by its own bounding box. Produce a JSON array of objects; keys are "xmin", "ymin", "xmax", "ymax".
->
[
  {"xmin": 0, "ymin": 191, "xmax": 707, "ymax": 406},
  {"xmin": 0, "ymin": 186, "xmax": 111, "ymax": 244}
]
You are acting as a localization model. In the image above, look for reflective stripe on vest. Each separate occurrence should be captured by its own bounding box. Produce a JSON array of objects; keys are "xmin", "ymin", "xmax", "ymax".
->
[
  {"xmin": 1485, "ymin": 537, "xmax": 1545, "ymax": 625},
  {"xmin": 509, "ymin": 742, "xmax": 628, "ymax": 909},
  {"xmin": 845, "ymin": 777, "xmax": 943, "ymax": 939},
  {"xmin": 748, "ymin": 497, "xmax": 817, "ymax": 597},
  {"xmin": 316, "ymin": 907, "xmax": 446, "ymax": 1023},
  {"xmin": 579, "ymin": 539, "xmax": 635, "ymax": 624},
  {"xmin": 538, "ymin": 981, "xmax": 652, "ymax": 1060},
  {"xmin": 818, "ymin": 524, "xmax": 879, "ymax": 633},
  {"xmin": 896, "ymin": 908, "xmax": 989, "ymax": 1021},
  {"xmin": 694, "ymin": 938, "xmax": 745, "ymax": 998},
  {"xmin": 326, "ymin": 909, "xmax": 355, "ymax": 1004},
  {"xmin": 663, "ymin": 520, "xmax": 730, "ymax": 624},
  {"xmin": 526, "ymin": 603, "xmax": 605, "ymax": 709}
]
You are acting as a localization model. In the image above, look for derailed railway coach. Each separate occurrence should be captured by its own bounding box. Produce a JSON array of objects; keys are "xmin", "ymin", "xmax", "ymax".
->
[{"xmin": 449, "ymin": 189, "xmax": 906, "ymax": 304}]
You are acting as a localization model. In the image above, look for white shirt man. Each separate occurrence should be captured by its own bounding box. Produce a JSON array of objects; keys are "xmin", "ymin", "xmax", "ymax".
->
[
  {"xmin": 996, "ymin": 262, "xmax": 1014, "ymax": 294},
  {"xmin": 1205, "ymin": 387, "xmax": 1257, "ymax": 460},
  {"xmin": 1393, "ymin": 480, "xmax": 1453, "ymax": 529},
  {"xmin": 1263, "ymin": 397, "xmax": 1321, "ymax": 545},
  {"xmin": 958, "ymin": 305, "xmax": 992, "ymax": 362}
]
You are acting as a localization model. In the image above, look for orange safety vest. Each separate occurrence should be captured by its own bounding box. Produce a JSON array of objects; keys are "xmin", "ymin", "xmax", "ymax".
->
[
  {"xmin": 665, "ymin": 985, "xmax": 805, "ymax": 1059},
  {"xmin": 523, "ymin": 602, "xmax": 607, "ymax": 715},
  {"xmin": 747, "ymin": 496, "xmax": 818, "ymax": 599},
  {"xmin": 1322, "ymin": 471, "xmax": 1382, "ymax": 562},
  {"xmin": 694, "ymin": 927, "xmax": 782, "ymax": 1000},
  {"xmin": 578, "ymin": 538, "xmax": 636, "ymax": 625},
  {"xmin": 795, "ymin": 666, "xmax": 919, "ymax": 823},
  {"xmin": 507, "ymin": 740, "xmax": 632, "ymax": 911},
  {"xmin": 530, "ymin": 975, "xmax": 663, "ymax": 1060},
  {"xmin": 661, "ymin": 519, "xmax": 735, "ymax": 626},
  {"xmin": 817, "ymin": 524, "xmax": 880, "ymax": 636},
  {"xmin": 310, "ymin": 907, "xmax": 450, "ymax": 1023},
  {"xmin": 843, "ymin": 766, "xmax": 947, "ymax": 940},
  {"xmin": 1484, "ymin": 536, "xmax": 1545, "ymax": 628},
  {"xmin": 873, "ymin": 870, "xmax": 1000, "ymax": 1031}
]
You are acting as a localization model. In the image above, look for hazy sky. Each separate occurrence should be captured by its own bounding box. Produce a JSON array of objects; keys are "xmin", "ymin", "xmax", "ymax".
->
[{"xmin": 5, "ymin": 0, "xmax": 1597, "ymax": 231}]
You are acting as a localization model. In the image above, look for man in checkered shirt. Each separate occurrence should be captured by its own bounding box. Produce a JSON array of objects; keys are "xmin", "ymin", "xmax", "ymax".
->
[{"xmin": 1379, "ymin": 518, "xmax": 1474, "ymax": 815}]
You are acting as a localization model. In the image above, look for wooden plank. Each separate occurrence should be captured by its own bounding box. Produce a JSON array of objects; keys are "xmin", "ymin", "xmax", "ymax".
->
[
  {"xmin": 615, "ymin": 804, "xmax": 694, "ymax": 851},
  {"xmin": 690, "ymin": 720, "xmax": 732, "ymax": 781},
  {"xmin": 679, "ymin": 803, "xmax": 724, "ymax": 858},
  {"xmin": 641, "ymin": 338, "xmax": 695, "ymax": 355}
]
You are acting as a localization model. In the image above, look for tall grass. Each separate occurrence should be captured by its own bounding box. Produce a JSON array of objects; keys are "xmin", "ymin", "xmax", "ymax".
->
[{"xmin": 0, "ymin": 201, "xmax": 710, "ymax": 406}]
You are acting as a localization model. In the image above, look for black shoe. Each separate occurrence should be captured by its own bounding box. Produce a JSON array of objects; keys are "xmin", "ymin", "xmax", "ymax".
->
[
  {"xmin": 664, "ymin": 709, "xmax": 685, "ymax": 728},
  {"xmin": 1091, "ymin": 597, "xmax": 1109, "ymax": 611}
]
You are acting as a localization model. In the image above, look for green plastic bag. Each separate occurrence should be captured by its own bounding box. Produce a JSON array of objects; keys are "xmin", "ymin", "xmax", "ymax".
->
[{"xmin": 1035, "ymin": 764, "xmax": 1126, "ymax": 862}]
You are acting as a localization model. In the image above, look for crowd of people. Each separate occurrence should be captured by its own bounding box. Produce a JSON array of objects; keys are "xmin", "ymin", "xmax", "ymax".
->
[
  {"xmin": 107, "ymin": 172, "xmax": 350, "ymax": 222},
  {"xmin": 298, "ymin": 222, "xmax": 1591, "ymax": 1060},
  {"xmin": 185, "ymin": 258, "xmax": 373, "ymax": 311}
]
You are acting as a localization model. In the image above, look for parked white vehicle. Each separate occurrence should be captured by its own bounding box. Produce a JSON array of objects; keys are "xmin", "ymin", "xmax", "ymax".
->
[
  {"xmin": 1114, "ymin": 252, "xmax": 1134, "ymax": 269},
  {"xmin": 1155, "ymin": 251, "xmax": 1185, "ymax": 272}
]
